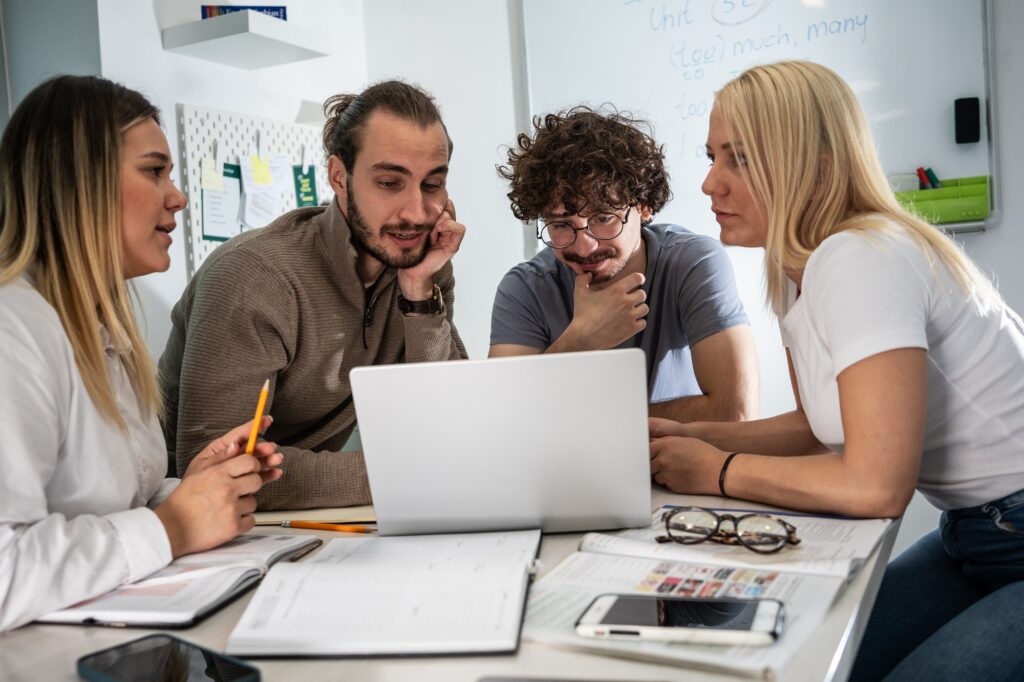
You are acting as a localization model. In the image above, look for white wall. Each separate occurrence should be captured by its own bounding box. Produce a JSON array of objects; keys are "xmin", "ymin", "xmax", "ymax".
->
[
  {"xmin": 1, "ymin": 0, "xmax": 102, "ymax": 105},
  {"xmin": 362, "ymin": 0, "xmax": 525, "ymax": 359},
  {"xmin": 95, "ymin": 0, "xmax": 368, "ymax": 355}
]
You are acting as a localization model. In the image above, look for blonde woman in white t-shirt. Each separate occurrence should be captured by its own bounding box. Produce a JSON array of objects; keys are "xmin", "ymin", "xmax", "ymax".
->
[
  {"xmin": 0, "ymin": 76, "xmax": 283, "ymax": 631},
  {"xmin": 649, "ymin": 60, "xmax": 1024, "ymax": 681}
]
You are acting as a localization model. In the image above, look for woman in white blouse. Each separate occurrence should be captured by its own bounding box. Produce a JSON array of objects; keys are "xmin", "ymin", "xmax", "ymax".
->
[
  {"xmin": 0, "ymin": 76, "xmax": 283, "ymax": 631},
  {"xmin": 649, "ymin": 61, "xmax": 1024, "ymax": 681}
]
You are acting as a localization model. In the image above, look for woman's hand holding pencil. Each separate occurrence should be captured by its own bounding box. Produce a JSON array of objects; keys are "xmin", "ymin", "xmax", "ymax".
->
[
  {"xmin": 156, "ymin": 382, "xmax": 285, "ymax": 558},
  {"xmin": 184, "ymin": 414, "xmax": 282, "ymax": 484},
  {"xmin": 184, "ymin": 380, "xmax": 281, "ymax": 484}
]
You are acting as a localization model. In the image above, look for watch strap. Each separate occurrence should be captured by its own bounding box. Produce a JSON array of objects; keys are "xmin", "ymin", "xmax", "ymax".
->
[{"xmin": 398, "ymin": 283, "xmax": 443, "ymax": 315}]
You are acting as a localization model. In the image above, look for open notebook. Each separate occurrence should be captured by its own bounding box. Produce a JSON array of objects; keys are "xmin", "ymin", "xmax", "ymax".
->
[
  {"xmin": 227, "ymin": 530, "xmax": 542, "ymax": 656},
  {"xmin": 38, "ymin": 534, "xmax": 321, "ymax": 628}
]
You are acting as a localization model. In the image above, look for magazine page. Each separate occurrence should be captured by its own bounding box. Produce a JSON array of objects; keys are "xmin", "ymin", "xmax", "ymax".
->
[
  {"xmin": 524, "ymin": 551, "xmax": 844, "ymax": 679},
  {"xmin": 580, "ymin": 506, "xmax": 891, "ymax": 579}
]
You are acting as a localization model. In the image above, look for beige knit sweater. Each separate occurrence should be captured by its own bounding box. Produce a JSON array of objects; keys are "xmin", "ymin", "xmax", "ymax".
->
[{"xmin": 158, "ymin": 200, "xmax": 467, "ymax": 510}]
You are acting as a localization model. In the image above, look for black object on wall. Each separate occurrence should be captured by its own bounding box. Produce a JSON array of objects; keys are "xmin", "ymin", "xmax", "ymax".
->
[{"xmin": 955, "ymin": 97, "xmax": 981, "ymax": 144}]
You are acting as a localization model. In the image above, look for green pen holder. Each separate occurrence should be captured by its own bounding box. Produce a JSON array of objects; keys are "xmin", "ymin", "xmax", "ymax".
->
[{"xmin": 895, "ymin": 176, "xmax": 990, "ymax": 224}]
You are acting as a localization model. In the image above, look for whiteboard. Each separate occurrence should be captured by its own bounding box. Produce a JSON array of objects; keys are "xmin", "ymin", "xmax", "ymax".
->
[
  {"xmin": 522, "ymin": 0, "xmax": 995, "ymax": 417},
  {"xmin": 523, "ymin": 0, "xmax": 993, "ymax": 236}
]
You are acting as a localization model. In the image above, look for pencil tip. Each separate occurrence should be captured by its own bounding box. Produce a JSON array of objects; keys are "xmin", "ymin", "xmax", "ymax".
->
[{"xmin": 262, "ymin": 379, "xmax": 270, "ymax": 389}]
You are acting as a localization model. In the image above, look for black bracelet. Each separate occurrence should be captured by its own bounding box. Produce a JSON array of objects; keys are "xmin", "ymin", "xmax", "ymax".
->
[{"xmin": 718, "ymin": 452, "xmax": 741, "ymax": 497}]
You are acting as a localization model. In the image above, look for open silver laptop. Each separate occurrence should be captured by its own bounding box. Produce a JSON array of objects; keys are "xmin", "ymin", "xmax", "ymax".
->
[{"xmin": 350, "ymin": 348, "xmax": 652, "ymax": 535}]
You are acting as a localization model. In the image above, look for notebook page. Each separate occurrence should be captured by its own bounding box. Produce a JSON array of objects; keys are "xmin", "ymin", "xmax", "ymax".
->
[
  {"xmin": 227, "ymin": 529, "xmax": 541, "ymax": 655},
  {"xmin": 37, "ymin": 534, "xmax": 317, "ymax": 625},
  {"xmin": 172, "ymin": 533, "xmax": 318, "ymax": 567}
]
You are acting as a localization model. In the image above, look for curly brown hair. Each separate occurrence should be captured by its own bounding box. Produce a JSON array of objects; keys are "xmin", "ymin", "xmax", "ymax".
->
[{"xmin": 498, "ymin": 106, "xmax": 671, "ymax": 225}]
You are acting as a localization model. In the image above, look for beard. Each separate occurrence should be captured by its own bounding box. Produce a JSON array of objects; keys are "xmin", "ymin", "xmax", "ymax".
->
[{"xmin": 346, "ymin": 187, "xmax": 432, "ymax": 269}]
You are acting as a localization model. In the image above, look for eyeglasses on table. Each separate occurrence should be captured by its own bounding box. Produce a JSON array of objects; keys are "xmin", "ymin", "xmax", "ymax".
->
[{"xmin": 655, "ymin": 506, "xmax": 801, "ymax": 554}]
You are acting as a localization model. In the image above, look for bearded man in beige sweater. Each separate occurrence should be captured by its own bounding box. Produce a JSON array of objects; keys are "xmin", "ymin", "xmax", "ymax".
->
[{"xmin": 159, "ymin": 81, "xmax": 468, "ymax": 510}]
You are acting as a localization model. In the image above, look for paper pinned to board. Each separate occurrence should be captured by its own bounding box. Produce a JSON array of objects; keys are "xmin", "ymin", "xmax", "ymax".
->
[
  {"xmin": 200, "ymin": 157, "xmax": 225, "ymax": 192},
  {"xmin": 239, "ymin": 153, "xmax": 294, "ymax": 228},
  {"xmin": 201, "ymin": 163, "xmax": 242, "ymax": 241}
]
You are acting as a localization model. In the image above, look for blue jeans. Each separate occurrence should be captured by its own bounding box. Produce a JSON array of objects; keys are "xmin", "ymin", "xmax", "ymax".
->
[{"xmin": 849, "ymin": 488, "xmax": 1024, "ymax": 682}]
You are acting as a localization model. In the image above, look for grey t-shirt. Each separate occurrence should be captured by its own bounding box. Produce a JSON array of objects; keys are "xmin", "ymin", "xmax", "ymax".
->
[{"xmin": 490, "ymin": 225, "xmax": 749, "ymax": 402}]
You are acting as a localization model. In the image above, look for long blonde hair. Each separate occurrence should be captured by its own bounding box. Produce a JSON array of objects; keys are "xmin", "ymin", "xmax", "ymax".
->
[
  {"xmin": 0, "ymin": 75, "xmax": 163, "ymax": 428},
  {"xmin": 715, "ymin": 60, "xmax": 1001, "ymax": 316}
]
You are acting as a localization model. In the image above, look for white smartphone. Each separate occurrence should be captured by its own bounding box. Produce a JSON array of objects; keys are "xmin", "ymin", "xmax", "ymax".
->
[{"xmin": 575, "ymin": 594, "xmax": 784, "ymax": 646}]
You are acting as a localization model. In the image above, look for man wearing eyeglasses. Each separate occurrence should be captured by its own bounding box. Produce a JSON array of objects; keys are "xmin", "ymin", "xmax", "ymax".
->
[{"xmin": 490, "ymin": 107, "xmax": 757, "ymax": 424}]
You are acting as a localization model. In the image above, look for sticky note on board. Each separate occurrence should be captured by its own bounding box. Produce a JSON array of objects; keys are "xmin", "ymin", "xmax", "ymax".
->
[
  {"xmin": 201, "ymin": 157, "xmax": 225, "ymax": 192},
  {"xmin": 250, "ymin": 156, "xmax": 272, "ymax": 185}
]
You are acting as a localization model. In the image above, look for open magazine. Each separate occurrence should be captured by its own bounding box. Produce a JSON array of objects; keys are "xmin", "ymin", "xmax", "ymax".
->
[
  {"xmin": 582, "ymin": 505, "xmax": 892, "ymax": 579},
  {"xmin": 523, "ymin": 550, "xmax": 846, "ymax": 680},
  {"xmin": 38, "ymin": 534, "xmax": 321, "ymax": 628}
]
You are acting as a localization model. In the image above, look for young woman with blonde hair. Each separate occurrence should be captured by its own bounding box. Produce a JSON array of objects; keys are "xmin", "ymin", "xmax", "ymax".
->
[
  {"xmin": 649, "ymin": 60, "xmax": 1024, "ymax": 680},
  {"xmin": 0, "ymin": 75, "xmax": 283, "ymax": 631}
]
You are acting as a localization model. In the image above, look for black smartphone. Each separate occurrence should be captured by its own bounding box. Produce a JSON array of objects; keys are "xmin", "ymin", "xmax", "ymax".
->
[{"xmin": 77, "ymin": 634, "xmax": 259, "ymax": 682}]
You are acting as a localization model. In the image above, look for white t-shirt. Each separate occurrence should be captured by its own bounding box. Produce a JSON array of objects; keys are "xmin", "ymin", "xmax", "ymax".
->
[
  {"xmin": 781, "ymin": 225, "xmax": 1024, "ymax": 510},
  {"xmin": 0, "ymin": 277, "xmax": 176, "ymax": 631}
]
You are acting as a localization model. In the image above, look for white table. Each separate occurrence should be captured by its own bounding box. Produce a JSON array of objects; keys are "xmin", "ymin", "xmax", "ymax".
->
[{"xmin": 0, "ymin": 490, "xmax": 896, "ymax": 682}]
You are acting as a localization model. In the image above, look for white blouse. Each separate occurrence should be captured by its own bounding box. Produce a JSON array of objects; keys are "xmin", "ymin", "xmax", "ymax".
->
[{"xmin": 0, "ymin": 277, "xmax": 177, "ymax": 631}]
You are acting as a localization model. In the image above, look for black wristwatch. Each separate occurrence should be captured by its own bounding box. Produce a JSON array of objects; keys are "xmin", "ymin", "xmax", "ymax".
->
[{"xmin": 397, "ymin": 283, "xmax": 443, "ymax": 315}]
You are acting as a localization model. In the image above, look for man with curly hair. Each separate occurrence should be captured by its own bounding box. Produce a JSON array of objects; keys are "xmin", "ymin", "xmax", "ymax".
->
[{"xmin": 491, "ymin": 107, "xmax": 758, "ymax": 423}]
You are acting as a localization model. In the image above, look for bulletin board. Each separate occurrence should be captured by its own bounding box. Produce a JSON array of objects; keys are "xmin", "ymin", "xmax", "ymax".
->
[{"xmin": 176, "ymin": 103, "xmax": 331, "ymax": 278}]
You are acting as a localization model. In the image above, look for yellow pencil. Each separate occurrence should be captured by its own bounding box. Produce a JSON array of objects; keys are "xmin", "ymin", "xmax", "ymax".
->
[
  {"xmin": 281, "ymin": 521, "xmax": 374, "ymax": 534},
  {"xmin": 244, "ymin": 379, "xmax": 270, "ymax": 455}
]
